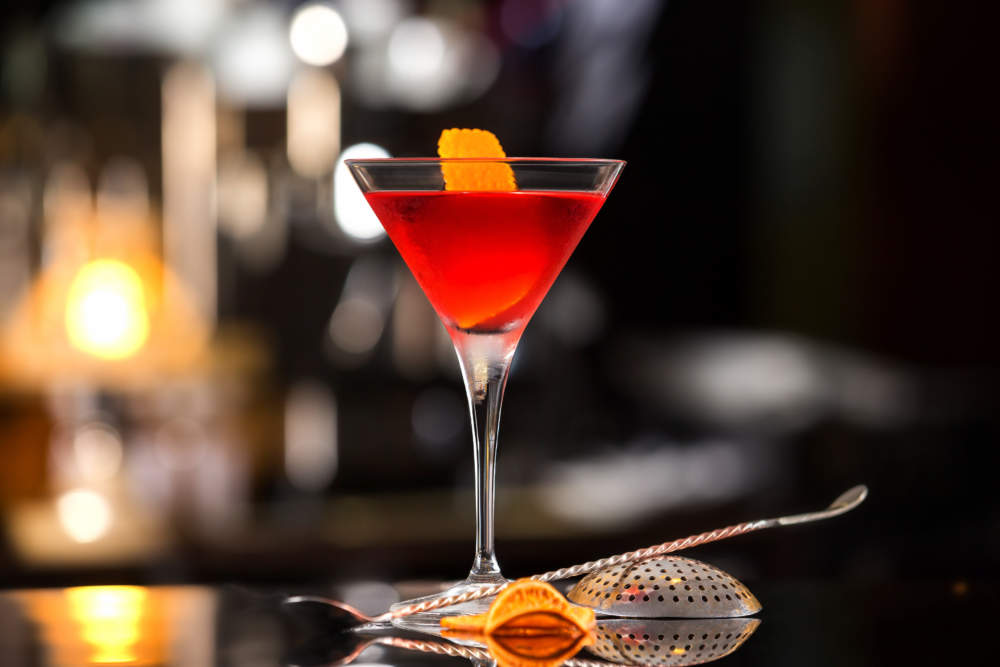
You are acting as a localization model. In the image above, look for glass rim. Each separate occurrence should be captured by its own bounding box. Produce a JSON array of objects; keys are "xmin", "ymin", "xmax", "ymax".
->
[{"xmin": 345, "ymin": 157, "xmax": 626, "ymax": 166}]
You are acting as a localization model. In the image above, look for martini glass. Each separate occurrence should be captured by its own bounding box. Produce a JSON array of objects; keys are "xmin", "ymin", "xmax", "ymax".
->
[{"xmin": 347, "ymin": 157, "xmax": 624, "ymax": 628}]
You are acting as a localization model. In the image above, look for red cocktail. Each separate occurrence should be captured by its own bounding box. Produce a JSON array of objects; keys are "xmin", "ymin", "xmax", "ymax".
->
[{"xmin": 364, "ymin": 190, "xmax": 606, "ymax": 333}]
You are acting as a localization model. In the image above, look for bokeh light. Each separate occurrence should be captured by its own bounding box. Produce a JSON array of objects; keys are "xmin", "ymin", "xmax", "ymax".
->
[
  {"xmin": 65, "ymin": 259, "xmax": 150, "ymax": 361},
  {"xmin": 72, "ymin": 422, "xmax": 124, "ymax": 483},
  {"xmin": 380, "ymin": 16, "xmax": 499, "ymax": 111},
  {"xmin": 329, "ymin": 297, "xmax": 384, "ymax": 356},
  {"xmin": 287, "ymin": 68, "xmax": 341, "ymax": 177},
  {"xmin": 57, "ymin": 489, "xmax": 113, "ymax": 544},
  {"xmin": 333, "ymin": 142, "xmax": 390, "ymax": 241},
  {"xmin": 284, "ymin": 382, "xmax": 339, "ymax": 491},
  {"xmin": 212, "ymin": 4, "xmax": 294, "ymax": 106},
  {"xmin": 217, "ymin": 151, "xmax": 269, "ymax": 240},
  {"xmin": 387, "ymin": 17, "xmax": 445, "ymax": 82},
  {"xmin": 338, "ymin": 0, "xmax": 409, "ymax": 44},
  {"xmin": 289, "ymin": 3, "xmax": 349, "ymax": 66}
]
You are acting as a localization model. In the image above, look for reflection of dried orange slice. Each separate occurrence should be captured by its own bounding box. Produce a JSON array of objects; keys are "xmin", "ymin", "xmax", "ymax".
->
[
  {"xmin": 438, "ymin": 128, "xmax": 516, "ymax": 191},
  {"xmin": 485, "ymin": 630, "xmax": 594, "ymax": 667},
  {"xmin": 441, "ymin": 580, "xmax": 595, "ymax": 636}
]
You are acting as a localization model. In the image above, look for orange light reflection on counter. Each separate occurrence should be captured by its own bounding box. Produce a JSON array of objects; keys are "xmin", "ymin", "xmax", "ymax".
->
[{"xmin": 66, "ymin": 586, "xmax": 146, "ymax": 664}]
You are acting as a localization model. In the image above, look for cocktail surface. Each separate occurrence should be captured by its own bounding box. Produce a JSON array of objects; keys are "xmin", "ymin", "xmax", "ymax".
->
[{"xmin": 365, "ymin": 190, "xmax": 606, "ymax": 332}]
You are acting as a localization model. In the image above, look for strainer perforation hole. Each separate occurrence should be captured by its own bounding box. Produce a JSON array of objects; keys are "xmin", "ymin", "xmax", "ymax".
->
[
  {"xmin": 654, "ymin": 645, "xmax": 660, "ymax": 651},
  {"xmin": 714, "ymin": 595, "xmax": 721, "ymax": 601},
  {"xmin": 714, "ymin": 634, "xmax": 721, "ymax": 639},
  {"xmin": 673, "ymin": 634, "xmax": 679, "ymax": 640},
  {"xmin": 628, "ymin": 634, "xmax": 635, "ymax": 639},
  {"xmin": 604, "ymin": 593, "xmax": 610, "ymax": 598},
  {"xmin": 669, "ymin": 585, "xmax": 675, "ymax": 591},
  {"xmin": 725, "ymin": 633, "xmax": 732, "ymax": 638},
  {"xmin": 699, "ymin": 585, "xmax": 705, "ymax": 591},
  {"xmin": 711, "ymin": 585, "xmax": 718, "ymax": 590},
  {"xmin": 654, "ymin": 584, "xmax": 660, "ymax": 590},
  {"xmin": 687, "ymin": 595, "xmax": 694, "ymax": 602},
  {"xmin": 615, "ymin": 633, "xmax": 622, "ymax": 639},
  {"xmin": 702, "ymin": 595, "xmax": 708, "ymax": 602},
  {"xmin": 629, "ymin": 595, "xmax": 635, "ymax": 601},
  {"xmin": 624, "ymin": 584, "xmax": 631, "ymax": 590},
  {"xmin": 684, "ymin": 585, "xmax": 691, "ymax": 591},
  {"xmin": 672, "ymin": 596, "xmax": 678, "ymax": 602},
  {"xmin": 659, "ymin": 635, "xmax": 666, "ymax": 641},
  {"xmin": 688, "ymin": 634, "xmax": 694, "ymax": 640},
  {"xmin": 712, "ymin": 644, "xmax": 718, "ymax": 649},
  {"xmin": 702, "ymin": 634, "xmax": 708, "ymax": 640},
  {"xmin": 725, "ymin": 595, "xmax": 732, "ymax": 600},
  {"xmin": 615, "ymin": 594, "xmax": 621, "ymax": 600},
  {"xmin": 638, "ymin": 584, "xmax": 645, "ymax": 590},
  {"xmin": 695, "ymin": 576, "xmax": 702, "ymax": 581}
]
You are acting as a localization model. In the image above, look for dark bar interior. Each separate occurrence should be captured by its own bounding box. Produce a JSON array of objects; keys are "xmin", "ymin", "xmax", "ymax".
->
[{"xmin": 0, "ymin": 1, "xmax": 995, "ymax": 665}]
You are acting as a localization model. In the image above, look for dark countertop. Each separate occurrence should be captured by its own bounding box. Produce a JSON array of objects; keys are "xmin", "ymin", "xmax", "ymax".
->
[{"xmin": 0, "ymin": 575, "xmax": 994, "ymax": 666}]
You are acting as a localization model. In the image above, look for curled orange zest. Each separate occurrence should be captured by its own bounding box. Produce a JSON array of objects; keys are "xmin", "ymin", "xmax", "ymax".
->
[{"xmin": 437, "ymin": 128, "xmax": 517, "ymax": 191}]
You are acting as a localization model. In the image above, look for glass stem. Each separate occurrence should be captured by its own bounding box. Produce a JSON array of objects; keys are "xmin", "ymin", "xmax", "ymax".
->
[{"xmin": 451, "ymin": 329, "xmax": 520, "ymax": 583}]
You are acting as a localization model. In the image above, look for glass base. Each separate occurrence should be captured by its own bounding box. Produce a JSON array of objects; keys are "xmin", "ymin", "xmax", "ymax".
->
[{"xmin": 390, "ymin": 575, "xmax": 511, "ymax": 635}]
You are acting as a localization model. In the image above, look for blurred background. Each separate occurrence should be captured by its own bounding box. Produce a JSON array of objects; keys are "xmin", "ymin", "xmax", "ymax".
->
[{"xmin": 0, "ymin": 0, "xmax": 996, "ymax": 603}]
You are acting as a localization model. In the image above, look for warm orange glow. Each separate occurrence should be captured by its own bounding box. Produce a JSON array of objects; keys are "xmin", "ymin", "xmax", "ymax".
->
[
  {"xmin": 65, "ymin": 259, "xmax": 150, "ymax": 360},
  {"xmin": 67, "ymin": 586, "xmax": 146, "ymax": 663},
  {"xmin": 672, "ymin": 647, "xmax": 687, "ymax": 655},
  {"xmin": 669, "ymin": 577, "xmax": 683, "ymax": 584}
]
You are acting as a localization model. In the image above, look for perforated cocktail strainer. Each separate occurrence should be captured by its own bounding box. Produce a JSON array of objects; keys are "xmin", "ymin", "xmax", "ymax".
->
[
  {"xmin": 587, "ymin": 617, "xmax": 760, "ymax": 665},
  {"xmin": 567, "ymin": 556, "xmax": 760, "ymax": 618}
]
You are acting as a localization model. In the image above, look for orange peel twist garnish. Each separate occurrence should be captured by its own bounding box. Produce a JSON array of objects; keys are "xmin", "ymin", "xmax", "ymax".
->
[{"xmin": 437, "ymin": 128, "xmax": 517, "ymax": 191}]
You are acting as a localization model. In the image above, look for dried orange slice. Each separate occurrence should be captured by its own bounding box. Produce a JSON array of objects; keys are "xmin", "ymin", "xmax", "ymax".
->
[
  {"xmin": 437, "ymin": 128, "xmax": 516, "ymax": 191},
  {"xmin": 441, "ymin": 579, "xmax": 595, "ymax": 636}
]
